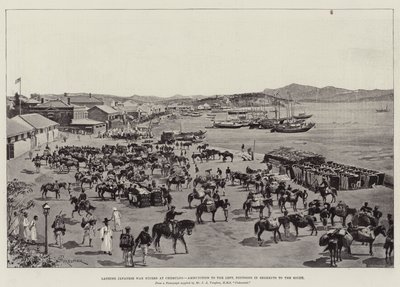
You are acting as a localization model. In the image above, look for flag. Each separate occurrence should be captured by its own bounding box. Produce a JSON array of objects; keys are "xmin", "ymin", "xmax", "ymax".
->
[{"xmin": 15, "ymin": 77, "xmax": 21, "ymax": 84}]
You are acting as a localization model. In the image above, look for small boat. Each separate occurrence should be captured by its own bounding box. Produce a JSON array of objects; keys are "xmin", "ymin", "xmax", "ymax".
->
[
  {"xmin": 293, "ymin": 112, "xmax": 313, "ymax": 120},
  {"xmin": 213, "ymin": 121, "xmax": 243, "ymax": 129},
  {"xmin": 376, "ymin": 105, "xmax": 389, "ymax": 113},
  {"xmin": 190, "ymin": 112, "xmax": 202, "ymax": 117},
  {"xmin": 271, "ymin": 122, "xmax": 315, "ymax": 133}
]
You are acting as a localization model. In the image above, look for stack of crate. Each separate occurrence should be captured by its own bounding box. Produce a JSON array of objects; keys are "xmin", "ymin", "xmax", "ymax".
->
[
  {"xmin": 151, "ymin": 189, "xmax": 164, "ymax": 206},
  {"xmin": 137, "ymin": 188, "xmax": 151, "ymax": 208}
]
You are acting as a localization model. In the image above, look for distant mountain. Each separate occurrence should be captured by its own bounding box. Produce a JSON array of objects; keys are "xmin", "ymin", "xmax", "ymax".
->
[
  {"xmin": 262, "ymin": 83, "xmax": 393, "ymax": 103},
  {"xmin": 30, "ymin": 84, "xmax": 393, "ymax": 108}
]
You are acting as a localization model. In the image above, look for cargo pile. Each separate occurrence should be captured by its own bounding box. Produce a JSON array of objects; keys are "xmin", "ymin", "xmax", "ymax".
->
[
  {"xmin": 290, "ymin": 161, "xmax": 385, "ymax": 191},
  {"xmin": 264, "ymin": 147, "xmax": 325, "ymax": 165},
  {"xmin": 151, "ymin": 189, "xmax": 164, "ymax": 206}
]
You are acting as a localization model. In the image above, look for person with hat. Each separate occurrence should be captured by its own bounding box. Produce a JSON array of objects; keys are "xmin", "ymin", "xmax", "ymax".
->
[
  {"xmin": 100, "ymin": 218, "xmax": 113, "ymax": 255},
  {"xmin": 134, "ymin": 226, "xmax": 152, "ymax": 266},
  {"xmin": 110, "ymin": 207, "xmax": 122, "ymax": 232},
  {"xmin": 165, "ymin": 206, "xmax": 184, "ymax": 234},
  {"xmin": 81, "ymin": 213, "xmax": 96, "ymax": 247},
  {"xmin": 120, "ymin": 226, "xmax": 135, "ymax": 267},
  {"xmin": 51, "ymin": 214, "xmax": 66, "ymax": 248}
]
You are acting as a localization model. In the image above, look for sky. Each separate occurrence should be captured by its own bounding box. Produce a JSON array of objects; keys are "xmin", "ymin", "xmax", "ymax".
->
[{"xmin": 6, "ymin": 9, "xmax": 393, "ymax": 97}]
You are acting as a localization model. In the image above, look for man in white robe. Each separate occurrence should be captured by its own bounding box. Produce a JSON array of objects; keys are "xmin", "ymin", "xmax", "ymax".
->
[
  {"xmin": 110, "ymin": 207, "xmax": 122, "ymax": 232},
  {"xmin": 100, "ymin": 218, "xmax": 113, "ymax": 255},
  {"xmin": 22, "ymin": 212, "xmax": 30, "ymax": 241}
]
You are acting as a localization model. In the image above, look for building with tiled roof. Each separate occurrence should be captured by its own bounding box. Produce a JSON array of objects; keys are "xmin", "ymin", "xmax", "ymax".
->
[
  {"xmin": 8, "ymin": 114, "xmax": 59, "ymax": 159},
  {"xmin": 6, "ymin": 118, "xmax": 35, "ymax": 159},
  {"xmin": 28, "ymin": 98, "xmax": 88, "ymax": 126},
  {"xmin": 88, "ymin": 105, "xmax": 123, "ymax": 130}
]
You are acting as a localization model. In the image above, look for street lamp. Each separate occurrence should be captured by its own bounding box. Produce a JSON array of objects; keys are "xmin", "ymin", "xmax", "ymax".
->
[{"xmin": 42, "ymin": 203, "xmax": 50, "ymax": 254}]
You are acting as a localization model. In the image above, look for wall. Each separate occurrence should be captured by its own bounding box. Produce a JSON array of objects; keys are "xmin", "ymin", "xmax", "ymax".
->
[
  {"xmin": 14, "ymin": 138, "xmax": 31, "ymax": 158},
  {"xmin": 88, "ymin": 108, "xmax": 107, "ymax": 123}
]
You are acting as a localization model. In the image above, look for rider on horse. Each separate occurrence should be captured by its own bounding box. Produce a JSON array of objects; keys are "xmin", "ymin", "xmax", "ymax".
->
[
  {"xmin": 165, "ymin": 206, "xmax": 183, "ymax": 234},
  {"xmin": 360, "ymin": 202, "xmax": 373, "ymax": 216},
  {"xmin": 78, "ymin": 189, "xmax": 88, "ymax": 209}
]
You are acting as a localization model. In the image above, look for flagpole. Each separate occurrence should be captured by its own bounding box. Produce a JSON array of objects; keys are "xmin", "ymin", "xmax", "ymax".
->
[{"xmin": 19, "ymin": 78, "xmax": 22, "ymax": 115}]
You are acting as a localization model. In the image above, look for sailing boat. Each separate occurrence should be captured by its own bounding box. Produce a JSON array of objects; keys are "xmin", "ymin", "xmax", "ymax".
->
[
  {"xmin": 271, "ymin": 92, "xmax": 315, "ymax": 133},
  {"xmin": 376, "ymin": 104, "xmax": 389, "ymax": 113}
]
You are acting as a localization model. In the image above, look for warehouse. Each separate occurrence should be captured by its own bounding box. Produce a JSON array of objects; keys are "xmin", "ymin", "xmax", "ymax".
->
[
  {"xmin": 11, "ymin": 113, "xmax": 59, "ymax": 148},
  {"xmin": 68, "ymin": 118, "xmax": 107, "ymax": 134},
  {"xmin": 6, "ymin": 118, "xmax": 34, "ymax": 160}
]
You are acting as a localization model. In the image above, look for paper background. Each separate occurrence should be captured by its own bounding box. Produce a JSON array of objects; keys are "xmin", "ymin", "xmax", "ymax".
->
[{"xmin": 0, "ymin": 1, "xmax": 398, "ymax": 286}]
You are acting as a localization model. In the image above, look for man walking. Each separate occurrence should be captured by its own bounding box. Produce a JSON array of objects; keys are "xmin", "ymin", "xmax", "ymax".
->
[
  {"xmin": 134, "ymin": 226, "xmax": 152, "ymax": 266},
  {"xmin": 120, "ymin": 226, "xmax": 135, "ymax": 267},
  {"xmin": 100, "ymin": 218, "xmax": 113, "ymax": 255},
  {"xmin": 81, "ymin": 214, "xmax": 96, "ymax": 247},
  {"xmin": 51, "ymin": 214, "xmax": 66, "ymax": 248}
]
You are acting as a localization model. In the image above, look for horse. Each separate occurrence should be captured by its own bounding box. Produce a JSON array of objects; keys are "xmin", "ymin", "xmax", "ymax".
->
[
  {"xmin": 196, "ymin": 200, "xmax": 225, "ymax": 223},
  {"xmin": 254, "ymin": 218, "xmax": 282, "ymax": 244},
  {"xmin": 219, "ymin": 151, "xmax": 234, "ymax": 162},
  {"xmin": 319, "ymin": 234, "xmax": 340, "ymax": 267},
  {"xmin": 167, "ymin": 175, "xmax": 185, "ymax": 191},
  {"xmin": 188, "ymin": 189, "xmax": 205, "ymax": 209},
  {"xmin": 202, "ymin": 149, "xmax": 220, "ymax": 160},
  {"xmin": 182, "ymin": 142, "xmax": 192, "ymax": 149},
  {"xmin": 278, "ymin": 189, "xmax": 308, "ymax": 212},
  {"xmin": 352, "ymin": 212, "xmax": 379, "ymax": 227},
  {"xmin": 329, "ymin": 204, "xmax": 358, "ymax": 227},
  {"xmin": 70, "ymin": 196, "xmax": 96, "ymax": 218},
  {"xmin": 152, "ymin": 220, "xmax": 195, "ymax": 254},
  {"xmin": 58, "ymin": 159, "xmax": 79, "ymax": 173},
  {"xmin": 288, "ymin": 214, "xmax": 318, "ymax": 236},
  {"xmin": 316, "ymin": 186, "xmax": 337, "ymax": 203},
  {"xmin": 191, "ymin": 152, "xmax": 204, "ymax": 163},
  {"xmin": 197, "ymin": 143, "xmax": 209, "ymax": 152},
  {"xmin": 80, "ymin": 174, "xmax": 101, "ymax": 189},
  {"xmin": 96, "ymin": 183, "xmax": 119, "ymax": 200},
  {"xmin": 243, "ymin": 197, "xmax": 273, "ymax": 219},
  {"xmin": 41, "ymin": 182, "xmax": 67, "ymax": 199},
  {"xmin": 348, "ymin": 225, "xmax": 386, "ymax": 255}
]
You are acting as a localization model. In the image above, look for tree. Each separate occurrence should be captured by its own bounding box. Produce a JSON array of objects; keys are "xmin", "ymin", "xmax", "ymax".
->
[{"xmin": 7, "ymin": 180, "xmax": 35, "ymax": 235}]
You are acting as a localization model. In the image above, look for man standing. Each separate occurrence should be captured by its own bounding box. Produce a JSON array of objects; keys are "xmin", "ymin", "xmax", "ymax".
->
[
  {"xmin": 29, "ymin": 215, "xmax": 38, "ymax": 244},
  {"xmin": 100, "ymin": 218, "xmax": 113, "ymax": 255},
  {"xmin": 120, "ymin": 226, "xmax": 135, "ymax": 267},
  {"xmin": 222, "ymin": 199, "xmax": 231, "ymax": 222},
  {"xmin": 110, "ymin": 207, "xmax": 122, "ymax": 232},
  {"xmin": 217, "ymin": 168, "xmax": 222, "ymax": 178},
  {"xmin": 134, "ymin": 226, "xmax": 152, "ymax": 266},
  {"xmin": 225, "ymin": 167, "xmax": 231, "ymax": 180},
  {"xmin": 22, "ymin": 212, "xmax": 30, "ymax": 241}
]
